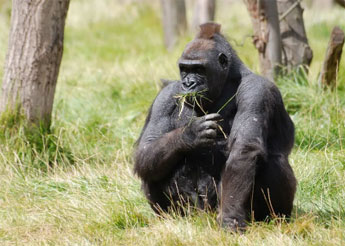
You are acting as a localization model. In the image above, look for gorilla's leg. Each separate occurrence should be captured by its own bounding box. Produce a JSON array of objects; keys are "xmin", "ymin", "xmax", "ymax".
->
[{"xmin": 251, "ymin": 155, "xmax": 297, "ymax": 221}]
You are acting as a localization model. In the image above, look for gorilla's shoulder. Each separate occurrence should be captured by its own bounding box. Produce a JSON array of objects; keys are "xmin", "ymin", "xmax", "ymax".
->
[
  {"xmin": 237, "ymin": 73, "xmax": 282, "ymax": 105},
  {"xmin": 155, "ymin": 80, "xmax": 181, "ymax": 102},
  {"xmin": 151, "ymin": 81, "xmax": 181, "ymax": 114},
  {"xmin": 241, "ymin": 73, "xmax": 275, "ymax": 89}
]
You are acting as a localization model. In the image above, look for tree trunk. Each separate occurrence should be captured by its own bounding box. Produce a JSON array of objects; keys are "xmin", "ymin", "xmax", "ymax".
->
[
  {"xmin": 278, "ymin": 0, "xmax": 313, "ymax": 71},
  {"xmin": 0, "ymin": 0, "xmax": 70, "ymax": 128},
  {"xmin": 319, "ymin": 26, "xmax": 345, "ymax": 89},
  {"xmin": 192, "ymin": 0, "xmax": 216, "ymax": 30},
  {"xmin": 243, "ymin": 0, "xmax": 282, "ymax": 81},
  {"xmin": 160, "ymin": 0, "xmax": 187, "ymax": 50},
  {"xmin": 335, "ymin": 0, "xmax": 345, "ymax": 8}
]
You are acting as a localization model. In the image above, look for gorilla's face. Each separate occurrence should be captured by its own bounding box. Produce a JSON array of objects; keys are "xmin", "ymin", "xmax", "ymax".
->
[
  {"xmin": 179, "ymin": 61, "xmax": 208, "ymax": 94},
  {"xmin": 178, "ymin": 39, "xmax": 229, "ymax": 106}
]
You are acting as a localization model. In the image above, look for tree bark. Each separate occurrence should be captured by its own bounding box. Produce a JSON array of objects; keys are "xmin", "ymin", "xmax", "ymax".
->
[
  {"xmin": 319, "ymin": 26, "xmax": 345, "ymax": 89},
  {"xmin": 160, "ymin": 0, "xmax": 187, "ymax": 50},
  {"xmin": 0, "ymin": 0, "xmax": 70, "ymax": 128},
  {"xmin": 243, "ymin": 0, "xmax": 282, "ymax": 81},
  {"xmin": 278, "ymin": 0, "xmax": 313, "ymax": 71},
  {"xmin": 192, "ymin": 0, "xmax": 216, "ymax": 30}
]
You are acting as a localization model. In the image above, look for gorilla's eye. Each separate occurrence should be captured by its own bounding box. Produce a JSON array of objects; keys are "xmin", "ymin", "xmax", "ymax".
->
[
  {"xmin": 195, "ymin": 66, "xmax": 205, "ymax": 75},
  {"xmin": 218, "ymin": 53, "xmax": 228, "ymax": 69},
  {"xmin": 179, "ymin": 66, "xmax": 187, "ymax": 77}
]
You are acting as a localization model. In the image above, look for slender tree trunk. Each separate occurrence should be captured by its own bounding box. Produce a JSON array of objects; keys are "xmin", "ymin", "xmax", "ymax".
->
[
  {"xmin": 192, "ymin": 0, "xmax": 216, "ymax": 30},
  {"xmin": 278, "ymin": 0, "xmax": 313, "ymax": 71},
  {"xmin": 243, "ymin": 0, "xmax": 282, "ymax": 81},
  {"xmin": 160, "ymin": 0, "xmax": 187, "ymax": 50},
  {"xmin": 319, "ymin": 26, "xmax": 345, "ymax": 89},
  {"xmin": 0, "ymin": 0, "xmax": 70, "ymax": 128}
]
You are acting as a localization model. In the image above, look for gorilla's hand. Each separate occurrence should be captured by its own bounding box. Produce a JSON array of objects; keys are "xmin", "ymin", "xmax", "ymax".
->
[{"xmin": 182, "ymin": 113, "xmax": 222, "ymax": 149}]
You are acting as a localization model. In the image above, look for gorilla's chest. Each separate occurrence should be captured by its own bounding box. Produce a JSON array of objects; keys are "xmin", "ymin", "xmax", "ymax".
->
[
  {"xmin": 163, "ymin": 106, "xmax": 229, "ymax": 209},
  {"xmin": 164, "ymin": 147, "xmax": 226, "ymax": 209}
]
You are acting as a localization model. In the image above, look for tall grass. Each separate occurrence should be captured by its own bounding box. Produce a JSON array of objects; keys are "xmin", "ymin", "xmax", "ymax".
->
[{"xmin": 0, "ymin": 0, "xmax": 344, "ymax": 245}]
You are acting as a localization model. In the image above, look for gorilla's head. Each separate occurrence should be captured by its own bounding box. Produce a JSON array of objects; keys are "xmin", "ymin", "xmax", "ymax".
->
[{"xmin": 178, "ymin": 23, "xmax": 233, "ymax": 104}]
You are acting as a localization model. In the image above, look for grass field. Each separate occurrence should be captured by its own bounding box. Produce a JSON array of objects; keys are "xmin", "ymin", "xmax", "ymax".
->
[{"xmin": 0, "ymin": 0, "xmax": 344, "ymax": 245}]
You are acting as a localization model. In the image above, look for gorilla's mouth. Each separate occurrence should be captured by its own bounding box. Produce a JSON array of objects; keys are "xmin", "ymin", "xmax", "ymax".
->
[
  {"xmin": 175, "ymin": 88, "xmax": 212, "ymax": 113},
  {"xmin": 184, "ymin": 88, "xmax": 209, "ymax": 100},
  {"xmin": 182, "ymin": 81, "xmax": 199, "ymax": 91},
  {"xmin": 181, "ymin": 81, "xmax": 207, "ymax": 93}
]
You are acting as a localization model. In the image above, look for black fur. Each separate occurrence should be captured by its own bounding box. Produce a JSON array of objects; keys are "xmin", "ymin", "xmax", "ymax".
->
[{"xmin": 134, "ymin": 23, "xmax": 296, "ymax": 231}]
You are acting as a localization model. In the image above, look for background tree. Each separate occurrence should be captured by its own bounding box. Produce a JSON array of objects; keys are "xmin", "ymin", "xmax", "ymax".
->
[
  {"xmin": 319, "ymin": 26, "xmax": 345, "ymax": 89},
  {"xmin": 243, "ymin": 0, "xmax": 282, "ymax": 81},
  {"xmin": 278, "ymin": 0, "xmax": 313, "ymax": 71},
  {"xmin": 192, "ymin": 0, "xmax": 216, "ymax": 30},
  {"xmin": 0, "ymin": 0, "xmax": 70, "ymax": 128},
  {"xmin": 244, "ymin": 0, "xmax": 313, "ymax": 79},
  {"xmin": 160, "ymin": 0, "xmax": 187, "ymax": 50},
  {"xmin": 334, "ymin": 0, "xmax": 345, "ymax": 7}
]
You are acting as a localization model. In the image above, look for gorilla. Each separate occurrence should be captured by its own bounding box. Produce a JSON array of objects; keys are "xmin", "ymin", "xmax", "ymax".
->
[{"xmin": 134, "ymin": 23, "xmax": 296, "ymax": 231}]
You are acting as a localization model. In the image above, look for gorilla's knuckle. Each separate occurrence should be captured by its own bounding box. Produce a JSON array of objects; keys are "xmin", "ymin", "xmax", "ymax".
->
[
  {"xmin": 220, "ymin": 216, "xmax": 246, "ymax": 232},
  {"xmin": 205, "ymin": 113, "xmax": 222, "ymax": 121},
  {"xmin": 204, "ymin": 129, "xmax": 217, "ymax": 138},
  {"xmin": 200, "ymin": 121, "xmax": 215, "ymax": 130},
  {"xmin": 199, "ymin": 139, "xmax": 214, "ymax": 147}
]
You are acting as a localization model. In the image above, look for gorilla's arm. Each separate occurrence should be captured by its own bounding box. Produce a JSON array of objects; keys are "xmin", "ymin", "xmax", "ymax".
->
[
  {"xmin": 134, "ymin": 85, "xmax": 185, "ymax": 182},
  {"xmin": 135, "ymin": 83, "xmax": 220, "ymax": 182},
  {"xmin": 219, "ymin": 76, "xmax": 272, "ymax": 228},
  {"xmin": 135, "ymin": 126, "xmax": 187, "ymax": 182}
]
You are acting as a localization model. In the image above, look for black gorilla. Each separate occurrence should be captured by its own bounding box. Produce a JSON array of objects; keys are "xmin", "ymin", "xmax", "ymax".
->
[{"xmin": 134, "ymin": 23, "xmax": 296, "ymax": 231}]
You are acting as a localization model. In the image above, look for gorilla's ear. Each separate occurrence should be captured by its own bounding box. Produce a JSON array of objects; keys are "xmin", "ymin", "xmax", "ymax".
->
[{"xmin": 218, "ymin": 53, "xmax": 228, "ymax": 69}]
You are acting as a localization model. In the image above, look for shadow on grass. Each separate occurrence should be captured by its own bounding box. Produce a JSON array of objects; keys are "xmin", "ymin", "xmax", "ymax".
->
[{"xmin": 0, "ymin": 110, "xmax": 74, "ymax": 174}]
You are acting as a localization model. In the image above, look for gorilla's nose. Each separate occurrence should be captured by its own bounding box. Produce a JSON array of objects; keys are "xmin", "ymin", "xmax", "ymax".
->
[{"xmin": 182, "ymin": 78, "xmax": 197, "ymax": 89}]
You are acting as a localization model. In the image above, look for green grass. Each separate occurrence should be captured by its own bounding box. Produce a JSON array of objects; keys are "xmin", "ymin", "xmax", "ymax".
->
[{"xmin": 0, "ymin": 0, "xmax": 345, "ymax": 245}]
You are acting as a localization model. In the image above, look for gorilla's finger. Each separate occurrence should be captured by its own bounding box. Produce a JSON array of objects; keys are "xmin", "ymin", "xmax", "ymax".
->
[
  {"xmin": 204, "ymin": 113, "xmax": 222, "ymax": 121},
  {"xmin": 201, "ymin": 120, "xmax": 218, "ymax": 130},
  {"xmin": 200, "ymin": 129, "xmax": 217, "ymax": 138},
  {"xmin": 199, "ymin": 138, "xmax": 216, "ymax": 147}
]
